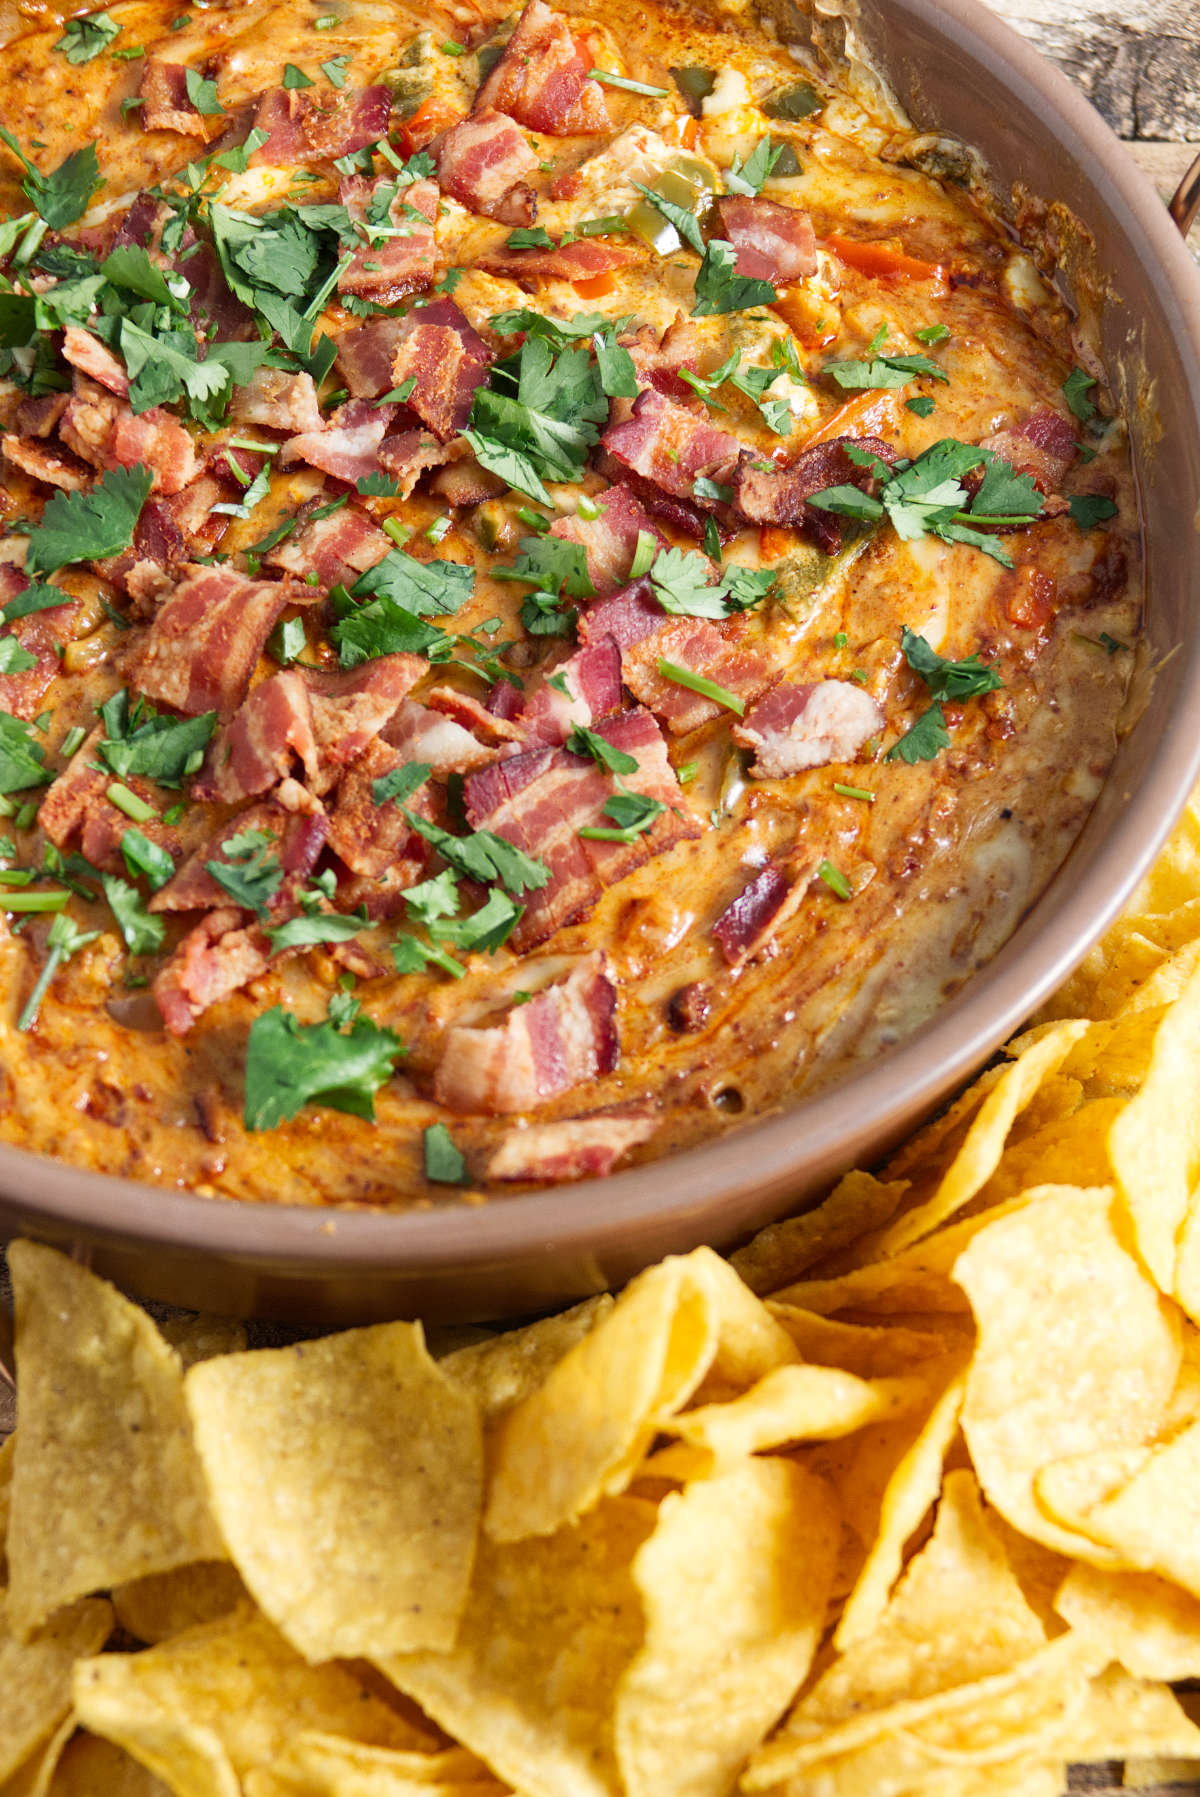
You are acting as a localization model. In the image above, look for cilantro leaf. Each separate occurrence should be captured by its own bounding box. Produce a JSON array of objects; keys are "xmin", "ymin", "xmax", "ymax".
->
[
  {"xmin": 1068, "ymin": 492, "xmax": 1118, "ymax": 530},
  {"xmin": 331, "ymin": 594, "xmax": 449, "ymax": 667},
  {"xmin": 97, "ymin": 700, "xmax": 217, "ymax": 788},
  {"xmin": 205, "ymin": 827, "xmax": 282, "ymax": 913},
  {"xmin": 435, "ymin": 886, "xmax": 522, "ymax": 954},
  {"xmin": 722, "ymin": 564, "xmax": 778, "ymax": 611},
  {"xmin": 0, "ymin": 131, "xmax": 102, "ymax": 229},
  {"xmin": 267, "ymin": 615, "xmax": 308, "ymax": 666},
  {"xmin": 54, "ymin": 12, "xmax": 121, "ymax": 63},
  {"xmin": 566, "ymin": 724, "xmax": 638, "ymax": 775},
  {"xmin": 100, "ymin": 244, "xmax": 174, "ymax": 304},
  {"xmin": 579, "ymin": 787, "xmax": 666, "ymax": 842},
  {"xmin": 357, "ymin": 470, "xmax": 400, "ymax": 497},
  {"xmin": 372, "ymin": 761, "xmax": 431, "ymax": 807},
  {"xmin": 724, "ymin": 136, "xmax": 785, "ymax": 197},
  {"xmin": 898, "ymin": 627, "xmax": 1003, "ymax": 702},
  {"xmin": 631, "ymin": 180, "xmax": 704, "ymax": 254},
  {"xmin": 17, "ymin": 911, "xmax": 101, "ymax": 1032},
  {"xmin": 885, "ymin": 702, "xmax": 950, "ymax": 763},
  {"xmin": 649, "ymin": 545, "xmax": 729, "ymax": 619},
  {"xmin": 495, "ymin": 535, "xmax": 595, "ymax": 600},
  {"xmin": 25, "ymin": 465, "xmax": 153, "ymax": 575},
  {"xmin": 404, "ymin": 868, "xmax": 460, "ymax": 929},
  {"xmin": 402, "ymin": 810, "xmax": 550, "ymax": 895},
  {"xmin": 184, "ymin": 66, "xmax": 225, "ymax": 114},
  {"xmin": 489, "ymin": 307, "xmax": 628, "ymax": 346},
  {"xmin": 0, "ymin": 582, "xmax": 73, "ymax": 624},
  {"xmin": 971, "ymin": 458, "xmax": 1045, "ymax": 519},
  {"xmin": 691, "ymin": 239, "xmax": 777, "ymax": 317},
  {"xmin": 392, "ymin": 934, "xmax": 465, "ymax": 978},
  {"xmin": 0, "ymin": 638, "xmax": 36, "ymax": 675},
  {"xmin": 101, "ymin": 872, "xmax": 165, "ymax": 955},
  {"xmin": 351, "ymin": 549, "xmax": 474, "ymax": 616},
  {"xmin": 593, "ymin": 329, "xmax": 638, "ymax": 399},
  {"xmin": 212, "ymin": 128, "xmax": 270, "ymax": 174},
  {"xmin": 0, "ymin": 711, "xmax": 50, "ymax": 792},
  {"xmin": 506, "ymin": 226, "xmax": 556, "ymax": 249},
  {"xmin": 424, "ymin": 1121, "xmax": 466, "ymax": 1182},
  {"xmin": 825, "ymin": 351, "xmax": 949, "ymax": 390},
  {"xmin": 1062, "ymin": 366, "xmax": 1097, "ymax": 424},
  {"xmin": 906, "ymin": 394, "xmax": 935, "ymax": 418},
  {"xmin": 265, "ymin": 910, "xmax": 369, "ymax": 954},
  {"xmin": 244, "ymin": 1002, "xmax": 404, "ymax": 1129},
  {"xmin": 464, "ymin": 334, "xmax": 608, "ymax": 504}
]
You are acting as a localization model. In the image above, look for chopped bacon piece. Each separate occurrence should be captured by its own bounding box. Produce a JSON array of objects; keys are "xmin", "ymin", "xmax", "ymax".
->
[
  {"xmin": 139, "ymin": 60, "xmax": 218, "ymax": 137},
  {"xmin": 151, "ymin": 800, "xmax": 327, "ymax": 914},
  {"xmin": 463, "ymin": 707, "xmax": 700, "ymax": 949},
  {"xmin": 132, "ymin": 565, "xmax": 290, "ymax": 716},
  {"xmin": 732, "ymin": 433, "xmax": 895, "ymax": 552},
  {"xmin": 194, "ymin": 671, "xmax": 320, "ymax": 805},
  {"xmin": 602, "ymin": 388, "xmax": 742, "ymax": 505},
  {"xmin": 154, "ymin": 909, "xmax": 269, "ymax": 1036},
  {"xmin": 478, "ymin": 238, "xmax": 638, "ymax": 285},
  {"xmin": 231, "ymin": 367, "xmax": 323, "ymax": 435},
  {"xmin": 306, "ymin": 655, "xmax": 426, "ymax": 784},
  {"xmin": 431, "ymin": 110, "xmax": 538, "ymax": 223},
  {"xmin": 111, "ymin": 192, "xmax": 162, "ymax": 251},
  {"xmin": 338, "ymin": 176, "xmax": 439, "ymax": 306},
  {"xmin": 61, "ymin": 327, "xmax": 129, "ymax": 399},
  {"xmin": 623, "ymin": 617, "xmax": 774, "ymax": 735},
  {"xmin": 714, "ymin": 197, "xmax": 817, "ymax": 284},
  {"xmin": 979, "ymin": 408, "xmax": 1078, "ymax": 500},
  {"xmin": 326, "ymin": 738, "xmax": 430, "ymax": 884},
  {"xmin": 434, "ymin": 951, "xmax": 617, "ymax": 1114},
  {"xmin": 377, "ymin": 429, "xmax": 454, "ymax": 497},
  {"xmin": 622, "ymin": 320, "xmax": 709, "ymax": 406},
  {"xmin": 1, "ymin": 437, "xmax": 89, "ymax": 492},
  {"xmin": 425, "ymin": 685, "xmax": 525, "ymax": 743},
  {"xmin": 336, "ymin": 317, "xmax": 411, "ymax": 399},
  {"xmin": 0, "ymin": 570, "xmax": 77, "ymax": 720},
  {"xmin": 732, "ymin": 679, "xmax": 883, "ymax": 777},
  {"xmin": 38, "ymin": 727, "xmax": 181, "ymax": 873},
  {"xmin": 475, "ymin": 0, "xmax": 610, "ymax": 136},
  {"xmin": 483, "ymin": 1110, "xmax": 657, "ymax": 1181},
  {"xmin": 384, "ymin": 697, "xmax": 495, "ymax": 773},
  {"xmin": 429, "ymin": 457, "xmax": 508, "ymax": 507},
  {"xmin": 712, "ymin": 860, "xmax": 807, "ymax": 969},
  {"xmin": 111, "ymin": 408, "xmax": 198, "ymax": 496},
  {"xmin": 280, "ymin": 397, "xmax": 399, "ymax": 486},
  {"xmin": 14, "ymin": 393, "xmax": 69, "ymax": 439},
  {"xmin": 577, "ymin": 574, "xmax": 663, "ymax": 649},
  {"xmin": 549, "ymin": 485, "xmax": 665, "ymax": 596},
  {"xmin": 387, "ymin": 299, "xmax": 494, "ymax": 442},
  {"xmin": 517, "ymin": 638, "xmax": 623, "ymax": 746},
  {"xmin": 252, "ymin": 84, "xmax": 392, "ymax": 166},
  {"xmin": 266, "ymin": 503, "xmax": 391, "ymax": 589}
]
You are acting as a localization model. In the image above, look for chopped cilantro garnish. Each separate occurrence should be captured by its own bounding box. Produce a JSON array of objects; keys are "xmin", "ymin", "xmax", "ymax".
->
[
  {"xmin": 372, "ymin": 761, "xmax": 431, "ymax": 808},
  {"xmin": 915, "ymin": 323, "xmax": 950, "ymax": 345},
  {"xmin": 266, "ymin": 616, "xmax": 309, "ymax": 666},
  {"xmin": 331, "ymin": 594, "xmax": 449, "ymax": 667},
  {"xmin": 357, "ymin": 469, "xmax": 400, "ymax": 496},
  {"xmin": 906, "ymin": 395, "xmax": 935, "ymax": 417},
  {"xmin": 120, "ymin": 828, "xmax": 174, "ymax": 890},
  {"xmin": 54, "ymin": 11, "xmax": 121, "ymax": 62},
  {"xmin": 244, "ymin": 999, "xmax": 404, "ymax": 1130},
  {"xmin": 424, "ymin": 1122, "xmax": 466, "ymax": 1182},
  {"xmin": 321, "ymin": 53, "xmax": 351, "ymax": 85},
  {"xmin": 402, "ymin": 810, "xmax": 549, "ymax": 895},
  {"xmin": 0, "ymin": 640, "xmax": 37, "ymax": 676},
  {"xmin": 205, "ymin": 827, "xmax": 282, "ymax": 913},
  {"xmin": 691, "ymin": 239, "xmax": 777, "ymax": 317},
  {"xmin": 566, "ymin": 725, "xmax": 638, "ymax": 776},
  {"xmin": 464, "ymin": 332, "xmax": 608, "ymax": 505},
  {"xmin": 265, "ymin": 909, "xmax": 368, "ymax": 954},
  {"xmin": 0, "ymin": 130, "xmax": 102, "ymax": 230},
  {"xmin": 351, "ymin": 549, "xmax": 474, "ymax": 617},
  {"xmin": 825, "ymin": 349, "xmax": 949, "ymax": 390},
  {"xmin": 506, "ymin": 226, "xmax": 557, "ymax": 249},
  {"xmin": 101, "ymin": 873, "xmax": 165, "ymax": 955},
  {"xmin": 587, "ymin": 67, "xmax": 669, "ymax": 96},
  {"xmin": 0, "ymin": 582, "xmax": 72, "ymax": 624},
  {"xmin": 17, "ymin": 912, "xmax": 100, "ymax": 1032},
  {"xmin": 593, "ymin": 329, "xmax": 638, "ymax": 399},
  {"xmin": 631, "ymin": 180, "xmax": 704, "ymax": 254},
  {"xmin": 885, "ymin": 703, "xmax": 950, "ymax": 764},
  {"xmin": 0, "ymin": 712, "xmax": 50, "ymax": 793},
  {"xmin": 578, "ymin": 787, "xmax": 665, "ymax": 842},
  {"xmin": 1068, "ymin": 493, "xmax": 1118, "ymax": 530},
  {"xmin": 1062, "ymin": 366, "xmax": 1098, "ymax": 424},
  {"xmin": 25, "ymin": 465, "xmax": 152, "ymax": 576},
  {"xmin": 885, "ymin": 626, "xmax": 1002, "ymax": 763},
  {"xmin": 724, "ymin": 137, "xmax": 786, "ymax": 197}
]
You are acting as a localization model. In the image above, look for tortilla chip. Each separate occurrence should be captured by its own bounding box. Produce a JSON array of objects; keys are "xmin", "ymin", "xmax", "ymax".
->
[
  {"xmin": 1056, "ymin": 1563, "xmax": 1200, "ymax": 1680},
  {"xmin": 833, "ymin": 1366, "xmax": 967, "ymax": 1649},
  {"xmin": 614, "ymin": 1460, "xmax": 836, "ymax": 1797},
  {"xmin": 1048, "ymin": 1414, "xmax": 1200, "ymax": 1596},
  {"xmin": 864, "ymin": 1023, "xmax": 1088, "ymax": 1261},
  {"xmin": 953, "ymin": 1186, "xmax": 1180, "ymax": 1556},
  {"xmin": 5, "ymin": 1242, "xmax": 223, "ymax": 1640},
  {"xmin": 73, "ymin": 1606, "xmax": 428, "ymax": 1791},
  {"xmin": 1057, "ymin": 1662, "xmax": 1200, "ymax": 1763},
  {"xmin": 666, "ymin": 1364, "xmax": 931, "ymax": 1460},
  {"xmin": 440, "ymin": 1298, "xmax": 613, "ymax": 1421},
  {"xmin": 380, "ymin": 1497, "xmax": 655, "ymax": 1797},
  {"xmin": 0, "ymin": 1594, "xmax": 112, "ymax": 1785},
  {"xmin": 766, "ymin": 1306, "xmax": 960, "ymax": 1378},
  {"xmin": 0, "ymin": 1429, "xmax": 13, "ymax": 1585},
  {"xmin": 483, "ymin": 1249, "xmax": 793, "ymax": 1542},
  {"xmin": 35, "ymin": 1733, "xmax": 172, "ymax": 1797},
  {"xmin": 185, "ymin": 1323, "xmax": 482, "ymax": 1662},
  {"xmin": 728, "ymin": 1172, "xmax": 909, "ymax": 1296},
  {"xmin": 111, "ymin": 1564, "xmax": 248, "ymax": 1646},
  {"xmin": 242, "ymin": 1737, "xmax": 508, "ymax": 1797},
  {"xmin": 1109, "ymin": 957, "xmax": 1200, "ymax": 1295}
]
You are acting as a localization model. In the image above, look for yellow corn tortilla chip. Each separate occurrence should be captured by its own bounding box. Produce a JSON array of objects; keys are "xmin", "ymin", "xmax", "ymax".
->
[
  {"xmin": 5, "ymin": 1242, "xmax": 223, "ymax": 1640},
  {"xmin": 111, "ymin": 1564, "xmax": 248, "ymax": 1646},
  {"xmin": 1033, "ymin": 1442, "xmax": 1152, "ymax": 1545},
  {"xmin": 728, "ymin": 1172, "xmax": 909, "ymax": 1296},
  {"xmin": 484, "ymin": 1249, "xmax": 794, "ymax": 1542},
  {"xmin": 957, "ymin": 1095, "xmax": 1122, "ymax": 1211},
  {"xmin": 380, "ymin": 1496, "xmax": 656, "ymax": 1797},
  {"xmin": 953, "ymin": 1186, "xmax": 1180, "ymax": 1556},
  {"xmin": 74, "ymin": 1605, "xmax": 428, "ymax": 1794},
  {"xmin": 614, "ymin": 1460, "xmax": 837, "ymax": 1797},
  {"xmin": 242, "ymin": 1736, "xmax": 509, "ymax": 1797},
  {"xmin": 0, "ymin": 1594, "xmax": 113, "ymax": 1785},
  {"xmin": 766, "ymin": 1306, "xmax": 960, "ymax": 1378},
  {"xmin": 440, "ymin": 1297, "xmax": 613, "ymax": 1421},
  {"xmin": 185, "ymin": 1322, "xmax": 482, "ymax": 1662},
  {"xmin": 833, "ymin": 1366, "xmax": 967, "ymax": 1650},
  {"xmin": 1046, "ymin": 1413, "xmax": 1200, "ymax": 1596},
  {"xmin": 863, "ymin": 1023, "xmax": 1088, "ymax": 1261},
  {"xmin": 1108, "ymin": 956, "xmax": 1200, "ymax": 1295},
  {"xmin": 1056, "ymin": 1563, "xmax": 1200, "ymax": 1681},
  {"xmin": 34, "ymin": 1733, "xmax": 171, "ymax": 1797},
  {"xmin": 665, "ymin": 1364, "xmax": 932, "ymax": 1460},
  {"xmin": 1055, "ymin": 1663, "xmax": 1200, "ymax": 1764},
  {"xmin": 0, "ymin": 1428, "xmax": 13, "ymax": 1585}
]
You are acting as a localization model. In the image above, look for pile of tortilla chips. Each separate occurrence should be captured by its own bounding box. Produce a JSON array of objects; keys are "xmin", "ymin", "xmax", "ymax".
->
[{"xmin": 13, "ymin": 800, "xmax": 1200, "ymax": 1794}]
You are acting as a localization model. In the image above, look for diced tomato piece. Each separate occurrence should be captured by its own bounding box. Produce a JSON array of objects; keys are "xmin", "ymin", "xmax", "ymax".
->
[{"xmin": 823, "ymin": 233, "xmax": 948, "ymax": 289}]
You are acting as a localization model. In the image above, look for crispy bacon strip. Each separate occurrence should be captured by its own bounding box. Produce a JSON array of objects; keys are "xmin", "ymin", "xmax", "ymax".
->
[
  {"xmin": 714, "ymin": 197, "xmax": 817, "ymax": 284},
  {"xmin": 732, "ymin": 679, "xmax": 883, "ymax": 778},
  {"xmin": 482, "ymin": 1110, "xmax": 658, "ymax": 1180},
  {"xmin": 139, "ymin": 60, "xmax": 217, "ymax": 137},
  {"xmin": 979, "ymin": 408, "xmax": 1078, "ymax": 504},
  {"xmin": 0, "ymin": 569, "xmax": 77, "ymax": 720},
  {"xmin": 384, "ymin": 698, "xmax": 496, "ymax": 773},
  {"xmin": 431, "ymin": 110, "xmax": 539, "ymax": 224},
  {"xmin": 478, "ymin": 238, "xmax": 638, "ymax": 284},
  {"xmin": 337, "ymin": 176, "xmax": 439, "ymax": 305},
  {"xmin": 732, "ymin": 434, "xmax": 895, "ymax": 552},
  {"xmin": 154, "ymin": 909, "xmax": 269, "ymax": 1037},
  {"xmin": 387, "ymin": 299, "xmax": 494, "ymax": 442},
  {"xmin": 602, "ymin": 388, "xmax": 742, "ymax": 505},
  {"xmin": 61, "ymin": 380, "xmax": 197, "ymax": 496},
  {"xmin": 549, "ymin": 486, "xmax": 665, "ymax": 597},
  {"xmin": 306, "ymin": 656, "xmax": 427, "ymax": 786},
  {"xmin": 231, "ymin": 368, "xmax": 324, "ymax": 434},
  {"xmin": 623, "ymin": 617, "xmax": 774, "ymax": 735},
  {"xmin": 712, "ymin": 860, "xmax": 808, "ymax": 969},
  {"xmin": 577, "ymin": 574, "xmax": 663, "ymax": 649},
  {"xmin": 150, "ymin": 800, "xmax": 327, "ymax": 914},
  {"xmin": 38, "ymin": 728, "xmax": 182, "ymax": 874},
  {"xmin": 474, "ymin": 0, "xmax": 610, "ymax": 135},
  {"xmin": 61, "ymin": 327, "xmax": 129, "ymax": 399},
  {"xmin": 194, "ymin": 671, "xmax": 320, "ymax": 805},
  {"xmin": 266, "ymin": 504, "xmax": 392, "ymax": 589},
  {"xmin": 280, "ymin": 398, "xmax": 400, "ymax": 485},
  {"xmin": 252, "ymin": 84, "xmax": 392, "ymax": 165},
  {"xmin": 326, "ymin": 738, "xmax": 431, "ymax": 896},
  {"xmin": 515, "ymin": 639, "xmax": 623, "ymax": 746},
  {"xmin": 434, "ymin": 951, "xmax": 617, "ymax": 1114},
  {"xmin": 132, "ymin": 566, "xmax": 290, "ymax": 716},
  {"xmin": 1, "ymin": 437, "xmax": 88, "ymax": 492}
]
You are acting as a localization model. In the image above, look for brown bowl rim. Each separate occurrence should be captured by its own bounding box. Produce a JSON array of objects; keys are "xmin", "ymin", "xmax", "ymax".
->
[{"xmin": 3, "ymin": 0, "xmax": 1200, "ymax": 1275}]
